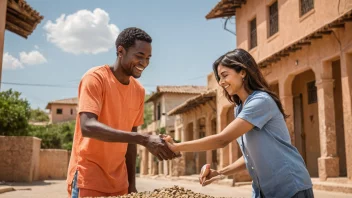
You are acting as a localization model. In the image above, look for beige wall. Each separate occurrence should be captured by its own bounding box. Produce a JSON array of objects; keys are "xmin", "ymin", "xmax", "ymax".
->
[
  {"xmin": 152, "ymin": 93, "xmax": 203, "ymax": 133},
  {"xmin": 236, "ymin": 0, "xmax": 352, "ymax": 62},
  {"xmin": 163, "ymin": 93, "xmax": 201, "ymax": 131},
  {"xmin": 39, "ymin": 149, "xmax": 69, "ymax": 180},
  {"xmin": 207, "ymin": 73, "xmax": 218, "ymax": 90},
  {"xmin": 50, "ymin": 104, "xmax": 77, "ymax": 124},
  {"xmin": 0, "ymin": 136, "xmax": 41, "ymax": 182}
]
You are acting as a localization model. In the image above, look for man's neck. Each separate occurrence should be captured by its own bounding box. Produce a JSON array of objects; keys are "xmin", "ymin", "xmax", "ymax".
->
[{"xmin": 110, "ymin": 61, "xmax": 130, "ymax": 85}]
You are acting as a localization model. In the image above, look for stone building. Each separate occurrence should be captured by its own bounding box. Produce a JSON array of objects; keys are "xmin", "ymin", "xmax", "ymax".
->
[
  {"xmin": 45, "ymin": 97, "xmax": 78, "ymax": 124},
  {"xmin": 139, "ymin": 0, "xmax": 352, "ymax": 186},
  {"xmin": 167, "ymin": 74, "xmax": 252, "ymax": 182},
  {"xmin": 205, "ymin": 0, "xmax": 352, "ymax": 181},
  {"xmin": 138, "ymin": 85, "xmax": 207, "ymax": 176}
]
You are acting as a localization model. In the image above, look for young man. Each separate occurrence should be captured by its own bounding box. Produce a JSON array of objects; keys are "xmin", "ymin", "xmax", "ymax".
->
[{"xmin": 67, "ymin": 27, "xmax": 176, "ymax": 197}]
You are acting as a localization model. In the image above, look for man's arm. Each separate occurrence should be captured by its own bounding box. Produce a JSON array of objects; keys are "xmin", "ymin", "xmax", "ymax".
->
[
  {"xmin": 126, "ymin": 127, "xmax": 138, "ymax": 193},
  {"xmin": 80, "ymin": 112, "xmax": 174, "ymax": 160}
]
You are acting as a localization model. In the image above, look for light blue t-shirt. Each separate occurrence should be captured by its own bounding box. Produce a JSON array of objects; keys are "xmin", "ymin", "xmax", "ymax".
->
[{"xmin": 235, "ymin": 91, "xmax": 312, "ymax": 198}]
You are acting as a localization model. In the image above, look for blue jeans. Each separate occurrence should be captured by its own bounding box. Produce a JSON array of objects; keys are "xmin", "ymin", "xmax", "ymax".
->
[{"xmin": 71, "ymin": 171, "xmax": 79, "ymax": 198}]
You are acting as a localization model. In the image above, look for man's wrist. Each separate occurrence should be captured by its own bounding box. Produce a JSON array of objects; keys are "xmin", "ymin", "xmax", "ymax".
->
[{"xmin": 137, "ymin": 133, "xmax": 149, "ymax": 146}]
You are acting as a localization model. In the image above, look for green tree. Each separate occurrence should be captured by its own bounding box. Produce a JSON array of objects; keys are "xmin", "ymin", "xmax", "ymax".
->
[
  {"xmin": 30, "ymin": 108, "xmax": 49, "ymax": 122},
  {"xmin": 0, "ymin": 89, "xmax": 31, "ymax": 136},
  {"xmin": 28, "ymin": 121, "xmax": 75, "ymax": 150}
]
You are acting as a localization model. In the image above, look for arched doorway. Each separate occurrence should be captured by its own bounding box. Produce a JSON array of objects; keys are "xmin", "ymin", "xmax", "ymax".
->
[{"xmin": 292, "ymin": 69, "xmax": 320, "ymax": 177}]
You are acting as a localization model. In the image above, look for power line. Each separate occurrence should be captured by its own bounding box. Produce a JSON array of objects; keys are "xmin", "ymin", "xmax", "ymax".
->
[{"xmin": 1, "ymin": 81, "xmax": 77, "ymax": 88}]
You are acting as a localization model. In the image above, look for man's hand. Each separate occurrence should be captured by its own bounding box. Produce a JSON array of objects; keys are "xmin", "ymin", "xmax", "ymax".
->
[
  {"xmin": 128, "ymin": 185, "xmax": 138, "ymax": 194},
  {"xmin": 144, "ymin": 135, "xmax": 175, "ymax": 160},
  {"xmin": 161, "ymin": 135, "xmax": 181, "ymax": 157}
]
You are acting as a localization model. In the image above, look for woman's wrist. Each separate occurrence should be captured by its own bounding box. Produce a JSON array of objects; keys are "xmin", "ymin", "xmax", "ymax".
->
[
  {"xmin": 174, "ymin": 143, "xmax": 181, "ymax": 152},
  {"xmin": 218, "ymin": 169, "xmax": 227, "ymax": 177}
]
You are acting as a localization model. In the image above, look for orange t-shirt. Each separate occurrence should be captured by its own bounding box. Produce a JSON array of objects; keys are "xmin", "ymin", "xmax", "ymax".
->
[{"xmin": 66, "ymin": 65, "xmax": 145, "ymax": 193}]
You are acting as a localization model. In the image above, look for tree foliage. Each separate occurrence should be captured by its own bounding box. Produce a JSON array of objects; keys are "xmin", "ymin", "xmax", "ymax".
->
[
  {"xmin": 28, "ymin": 121, "xmax": 75, "ymax": 150},
  {"xmin": 0, "ymin": 89, "xmax": 31, "ymax": 136},
  {"xmin": 30, "ymin": 108, "xmax": 49, "ymax": 122}
]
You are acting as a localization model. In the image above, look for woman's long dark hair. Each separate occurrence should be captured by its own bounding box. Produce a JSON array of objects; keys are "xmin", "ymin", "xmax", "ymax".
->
[{"xmin": 213, "ymin": 48, "xmax": 289, "ymax": 119}]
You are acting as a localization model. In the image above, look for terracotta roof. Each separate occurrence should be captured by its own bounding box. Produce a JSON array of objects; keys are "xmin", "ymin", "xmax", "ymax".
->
[
  {"xmin": 6, "ymin": 0, "xmax": 44, "ymax": 38},
  {"xmin": 258, "ymin": 9, "xmax": 352, "ymax": 68},
  {"xmin": 146, "ymin": 85, "xmax": 207, "ymax": 103},
  {"xmin": 45, "ymin": 97, "xmax": 78, "ymax": 109},
  {"xmin": 206, "ymin": 0, "xmax": 246, "ymax": 20},
  {"xmin": 167, "ymin": 89, "xmax": 216, "ymax": 116}
]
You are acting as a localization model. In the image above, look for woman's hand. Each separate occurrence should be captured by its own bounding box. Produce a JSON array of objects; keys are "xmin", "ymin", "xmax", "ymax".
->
[
  {"xmin": 161, "ymin": 135, "xmax": 181, "ymax": 156},
  {"xmin": 199, "ymin": 167, "xmax": 221, "ymax": 187}
]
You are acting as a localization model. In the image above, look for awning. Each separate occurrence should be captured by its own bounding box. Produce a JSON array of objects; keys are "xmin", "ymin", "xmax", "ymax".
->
[
  {"xmin": 6, "ymin": 0, "xmax": 44, "ymax": 38},
  {"xmin": 167, "ymin": 89, "xmax": 216, "ymax": 116},
  {"xmin": 206, "ymin": 0, "xmax": 246, "ymax": 20}
]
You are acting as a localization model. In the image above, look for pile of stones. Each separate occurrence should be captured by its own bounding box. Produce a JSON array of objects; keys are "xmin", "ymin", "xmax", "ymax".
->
[{"xmin": 114, "ymin": 185, "xmax": 216, "ymax": 198}]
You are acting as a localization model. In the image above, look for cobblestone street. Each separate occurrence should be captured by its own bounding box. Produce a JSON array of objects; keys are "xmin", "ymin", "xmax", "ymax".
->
[{"xmin": 1, "ymin": 177, "xmax": 352, "ymax": 198}]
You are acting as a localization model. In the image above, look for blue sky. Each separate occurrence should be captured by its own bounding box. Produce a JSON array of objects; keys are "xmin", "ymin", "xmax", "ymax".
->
[{"xmin": 2, "ymin": 0, "xmax": 236, "ymax": 110}]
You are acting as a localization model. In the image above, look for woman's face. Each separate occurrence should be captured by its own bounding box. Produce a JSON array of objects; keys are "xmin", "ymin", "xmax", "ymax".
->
[{"xmin": 217, "ymin": 64, "xmax": 245, "ymax": 96}]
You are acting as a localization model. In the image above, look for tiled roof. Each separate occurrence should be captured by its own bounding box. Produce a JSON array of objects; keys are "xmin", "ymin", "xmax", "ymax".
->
[
  {"xmin": 6, "ymin": 0, "xmax": 44, "ymax": 38},
  {"xmin": 146, "ymin": 85, "xmax": 207, "ymax": 103},
  {"xmin": 206, "ymin": 0, "xmax": 246, "ymax": 20},
  {"xmin": 167, "ymin": 89, "xmax": 217, "ymax": 116},
  {"xmin": 45, "ymin": 97, "xmax": 78, "ymax": 109}
]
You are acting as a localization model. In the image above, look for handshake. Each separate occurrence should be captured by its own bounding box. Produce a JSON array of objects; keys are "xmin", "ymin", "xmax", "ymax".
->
[{"xmin": 143, "ymin": 134, "xmax": 181, "ymax": 161}]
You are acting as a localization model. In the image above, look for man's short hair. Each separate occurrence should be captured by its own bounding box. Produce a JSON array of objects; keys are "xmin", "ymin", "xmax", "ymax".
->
[{"xmin": 115, "ymin": 27, "xmax": 152, "ymax": 55}]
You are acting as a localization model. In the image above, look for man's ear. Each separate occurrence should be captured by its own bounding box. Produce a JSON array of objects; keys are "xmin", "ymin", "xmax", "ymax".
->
[{"xmin": 117, "ymin": 46, "xmax": 125, "ymax": 57}]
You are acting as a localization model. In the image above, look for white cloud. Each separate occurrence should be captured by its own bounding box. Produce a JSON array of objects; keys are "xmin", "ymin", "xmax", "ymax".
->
[
  {"xmin": 44, "ymin": 8, "xmax": 119, "ymax": 55},
  {"xmin": 3, "ymin": 50, "xmax": 47, "ymax": 70},
  {"xmin": 3, "ymin": 52, "xmax": 23, "ymax": 70},
  {"xmin": 19, "ymin": 50, "xmax": 47, "ymax": 65},
  {"xmin": 34, "ymin": 45, "xmax": 39, "ymax": 49}
]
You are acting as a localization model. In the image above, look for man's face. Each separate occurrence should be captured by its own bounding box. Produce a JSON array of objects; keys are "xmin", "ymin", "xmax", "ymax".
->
[{"xmin": 119, "ymin": 40, "xmax": 152, "ymax": 78}]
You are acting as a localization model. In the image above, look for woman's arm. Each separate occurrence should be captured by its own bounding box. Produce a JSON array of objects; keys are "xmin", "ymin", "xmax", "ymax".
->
[
  {"xmin": 170, "ymin": 118, "xmax": 253, "ymax": 153},
  {"xmin": 218, "ymin": 156, "xmax": 246, "ymax": 176},
  {"xmin": 200, "ymin": 156, "xmax": 247, "ymax": 186}
]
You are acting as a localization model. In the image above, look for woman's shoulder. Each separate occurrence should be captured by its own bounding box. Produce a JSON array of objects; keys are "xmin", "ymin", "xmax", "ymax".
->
[{"xmin": 248, "ymin": 91, "xmax": 271, "ymax": 101}]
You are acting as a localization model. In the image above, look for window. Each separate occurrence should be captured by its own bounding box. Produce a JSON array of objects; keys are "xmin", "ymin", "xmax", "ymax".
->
[
  {"xmin": 307, "ymin": 81, "xmax": 317, "ymax": 104},
  {"xmin": 269, "ymin": 1, "xmax": 279, "ymax": 37},
  {"xmin": 70, "ymin": 109, "xmax": 73, "ymax": 115},
  {"xmin": 56, "ymin": 108, "xmax": 63, "ymax": 114},
  {"xmin": 300, "ymin": 0, "xmax": 314, "ymax": 16},
  {"xmin": 250, "ymin": 18, "xmax": 257, "ymax": 49}
]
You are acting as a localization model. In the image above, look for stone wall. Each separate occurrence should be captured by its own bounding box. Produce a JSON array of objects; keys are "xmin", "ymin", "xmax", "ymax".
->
[
  {"xmin": 0, "ymin": 136, "xmax": 41, "ymax": 182},
  {"xmin": 39, "ymin": 149, "xmax": 69, "ymax": 180}
]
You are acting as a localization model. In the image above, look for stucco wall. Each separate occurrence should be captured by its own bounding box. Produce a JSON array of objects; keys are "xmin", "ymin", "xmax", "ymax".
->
[
  {"xmin": 39, "ymin": 149, "xmax": 69, "ymax": 180},
  {"xmin": 0, "ymin": 136, "xmax": 41, "ymax": 182},
  {"xmin": 235, "ymin": 0, "xmax": 352, "ymax": 62}
]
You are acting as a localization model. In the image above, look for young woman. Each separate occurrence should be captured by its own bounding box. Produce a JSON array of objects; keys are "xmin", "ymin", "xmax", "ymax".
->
[{"xmin": 165, "ymin": 49, "xmax": 314, "ymax": 198}]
